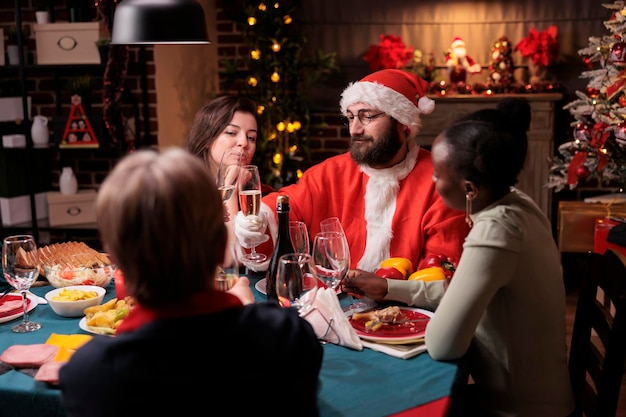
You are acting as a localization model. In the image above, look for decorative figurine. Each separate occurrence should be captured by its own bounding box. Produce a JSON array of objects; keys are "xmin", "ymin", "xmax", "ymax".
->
[{"xmin": 445, "ymin": 37, "xmax": 482, "ymax": 84}]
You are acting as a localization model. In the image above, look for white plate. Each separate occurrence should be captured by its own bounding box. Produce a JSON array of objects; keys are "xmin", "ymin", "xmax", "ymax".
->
[
  {"xmin": 0, "ymin": 293, "xmax": 39, "ymax": 324},
  {"xmin": 79, "ymin": 316, "xmax": 114, "ymax": 336},
  {"xmin": 255, "ymin": 278, "xmax": 341, "ymax": 296},
  {"xmin": 255, "ymin": 278, "xmax": 268, "ymax": 295}
]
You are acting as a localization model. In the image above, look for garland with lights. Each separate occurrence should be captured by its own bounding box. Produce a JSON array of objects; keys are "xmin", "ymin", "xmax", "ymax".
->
[
  {"xmin": 94, "ymin": 0, "xmax": 131, "ymax": 152},
  {"xmin": 222, "ymin": 0, "xmax": 338, "ymax": 189},
  {"xmin": 546, "ymin": 0, "xmax": 626, "ymax": 192}
]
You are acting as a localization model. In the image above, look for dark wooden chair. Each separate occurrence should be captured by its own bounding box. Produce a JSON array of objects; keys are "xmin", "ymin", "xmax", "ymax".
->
[{"xmin": 568, "ymin": 249, "xmax": 626, "ymax": 417}]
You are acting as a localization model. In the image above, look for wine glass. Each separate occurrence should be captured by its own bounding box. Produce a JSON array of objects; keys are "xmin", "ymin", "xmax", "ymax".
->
[
  {"xmin": 312, "ymin": 231, "xmax": 348, "ymax": 293},
  {"xmin": 289, "ymin": 220, "xmax": 310, "ymax": 254},
  {"xmin": 319, "ymin": 217, "xmax": 372, "ymax": 312},
  {"xmin": 215, "ymin": 241, "xmax": 239, "ymax": 291},
  {"xmin": 2, "ymin": 234, "xmax": 41, "ymax": 332},
  {"xmin": 276, "ymin": 253, "xmax": 318, "ymax": 316},
  {"xmin": 216, "ymin": 149, "xmax": 243, "ymax": 203},
  {"xmin": 238, "ymin": 165, "xmax": 269, "ymax": 262}
]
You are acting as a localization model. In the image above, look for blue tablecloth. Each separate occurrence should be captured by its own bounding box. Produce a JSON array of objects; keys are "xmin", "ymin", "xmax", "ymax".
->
[{"xmin": 0, "ymin": 278, "xmax": 463, "ymax": 417}]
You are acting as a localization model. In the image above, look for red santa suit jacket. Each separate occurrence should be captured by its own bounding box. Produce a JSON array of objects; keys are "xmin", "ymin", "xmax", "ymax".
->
[{"xmin": 259, "ymin": 140, "xmax": 468, "ymax": 273}]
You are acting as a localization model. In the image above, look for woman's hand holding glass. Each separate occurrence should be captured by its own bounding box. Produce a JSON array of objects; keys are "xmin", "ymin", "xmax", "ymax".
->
[
  {"xmin": 216, "ymin": 149, "xmax": 243, "ymax": 202},
  {"xmin": 276, "ymin": 253, "xmax": 318, "ymax": 316},
  {"xmin": 216, "ymin": 149, "xmax": 243, "ymax": 222}
]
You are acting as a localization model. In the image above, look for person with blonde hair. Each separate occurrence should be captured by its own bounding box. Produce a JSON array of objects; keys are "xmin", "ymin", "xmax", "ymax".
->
[{"xmin": 58, "ymin": 148, "xmax": 322, "ymax": 417}]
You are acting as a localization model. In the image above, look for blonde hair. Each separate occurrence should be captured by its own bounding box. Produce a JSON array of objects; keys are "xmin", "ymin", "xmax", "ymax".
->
[{"xmin": 96, "ymin": 147, "xmax": 227, "ymax": 308}]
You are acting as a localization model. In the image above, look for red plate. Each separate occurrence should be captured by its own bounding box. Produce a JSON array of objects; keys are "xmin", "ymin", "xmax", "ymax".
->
[
  {"xmin": 0, "ymin": 294, "xmax": 32, "ymax": 318},
  {"xmin": 349, "ymin": 307, "xmax": 433, "ymax": 344}
]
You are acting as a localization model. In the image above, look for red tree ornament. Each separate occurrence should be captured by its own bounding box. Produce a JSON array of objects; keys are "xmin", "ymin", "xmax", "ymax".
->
[
  {"xmin": 610, "ymin": 41, "xmax": 626, "ymax": 66},
  {"xmin": 574, "ymin": 122, "xmax": 592, "ymax": 143},
  {"xmin": 575, "ymin": 165, "xmax": 590, "ymax": 180},
  {"xmin": 583, "ymin": 56, "xmax": 594, "ymax": 69},
  {"xmin": 586, "ymin": 87, "xmax": 600, "ymax": 98}
]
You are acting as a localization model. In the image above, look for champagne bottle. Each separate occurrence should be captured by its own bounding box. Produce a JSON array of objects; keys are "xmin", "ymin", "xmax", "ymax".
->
[{"xmin": 266, "ymin": 194, "xmax": 295, "ymax": 301}]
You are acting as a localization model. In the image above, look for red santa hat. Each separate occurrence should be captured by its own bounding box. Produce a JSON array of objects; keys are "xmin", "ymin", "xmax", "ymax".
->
[
  {"xmin": 451, "ymin": 37, "xmax": 465, "ymax": 48},
  {"xmin": 339, "ymin": 69, "xmax": 435, "ymax": 130}
]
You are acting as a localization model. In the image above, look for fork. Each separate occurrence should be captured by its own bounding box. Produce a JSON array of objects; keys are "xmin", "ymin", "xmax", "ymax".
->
[{"xmin": 378, "ymin": 318, "xmax": 430, "ymax": 325}]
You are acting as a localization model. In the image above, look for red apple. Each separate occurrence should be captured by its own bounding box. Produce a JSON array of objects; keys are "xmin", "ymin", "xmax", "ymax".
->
[{"xmin": 374, "ymin": 267, "xmax": 406, "ymax": 280}]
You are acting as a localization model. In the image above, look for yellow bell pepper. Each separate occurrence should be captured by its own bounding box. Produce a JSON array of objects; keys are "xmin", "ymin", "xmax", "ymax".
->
[
  {"xmin": 380, "ymin": 257, "xmax": 414, "ymax": 278},
  {"xmin": 407, "ymin": 266, "xmax": 446, "ymax": 282}
]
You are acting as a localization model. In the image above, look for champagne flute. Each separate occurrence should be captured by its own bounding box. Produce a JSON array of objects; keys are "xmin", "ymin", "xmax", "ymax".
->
[
  {"xmin": 216, "ymin": 149, "xmax": 243, "ymax": 203},
  {"xmin": 276, "ymin": 253, "xmax": 318, "ymax": 316},
  {"xmin": 320, "ymin": 217, "xmax": 372, "ymax": 312},
  {"xmin": 312, "ymin": 231, "xmax": 348, "ymax": 293},
  {"xmin": 215, "ymin": 241, "xmax": 240, "ymax": 291},
  {"xmin": 289, "ymin": 220, "xmax": 310, "ymax": 254},
  {"xmin": 2, "ymin": 235, "xmax": 41, "ymax": 333},
  {"xmin": 238, "ymin": 165, "xmax": 269, "ymax": 262}
]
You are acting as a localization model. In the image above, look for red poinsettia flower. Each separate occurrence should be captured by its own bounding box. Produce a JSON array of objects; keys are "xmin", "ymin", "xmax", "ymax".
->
[
  {"xmin": 363, "ymin": 34, "xmax": 414, "ymax": 71},
  {"xmin": 514, "ymin": 26, "xmax": 559, "ymax": 66}
]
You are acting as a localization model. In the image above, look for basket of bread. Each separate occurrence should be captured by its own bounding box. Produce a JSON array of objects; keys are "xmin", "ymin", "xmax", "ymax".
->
[{"xmin": 19, "ymin": 241, "xmax": 116, "ymax": 288}]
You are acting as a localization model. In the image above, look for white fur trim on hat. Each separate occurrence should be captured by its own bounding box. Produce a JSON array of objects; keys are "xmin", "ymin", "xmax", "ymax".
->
[
  {"xmin": 340, "ymin": 69, "xmax": 435, "ymax": 133},
  {"xmin": 451, "ymin": 37, "xmax": 465, "ymax": 48}
]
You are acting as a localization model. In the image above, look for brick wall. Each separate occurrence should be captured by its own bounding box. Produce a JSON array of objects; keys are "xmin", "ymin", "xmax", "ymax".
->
[
  {"xmin": 2, "ymin": 1, "xmax": 157, "ymax": 192},
  {"xmin": 214, "ymin": 1, "xmax": 350, "ymax": 170},
  {"xmin": 3, "ymin": 1, "xmax": 347, "ymax": 194}
]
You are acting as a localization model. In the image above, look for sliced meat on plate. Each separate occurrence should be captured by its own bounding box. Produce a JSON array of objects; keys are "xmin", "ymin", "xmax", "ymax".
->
[
  {"xmin": 34, "ymin": 360, "xmax": 67, "ymax": 385},
  {"xmin": 0, "ymin": 298, "xmax": 24, "ymax": 315},
  {"xmin": 0, "ymin": 344, "xmax": 59, "ymax": 368}
]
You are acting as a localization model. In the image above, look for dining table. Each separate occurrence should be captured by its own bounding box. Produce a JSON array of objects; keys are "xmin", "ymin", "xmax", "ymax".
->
[{"xmin": 0, "ymin": 274, "xmax": 466, "ymax": 417}]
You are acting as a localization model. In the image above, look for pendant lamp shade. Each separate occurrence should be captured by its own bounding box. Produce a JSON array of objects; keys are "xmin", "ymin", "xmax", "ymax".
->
[{"xmin": 111, "ymin": 0, "xmax": 211, "ymax": 45}]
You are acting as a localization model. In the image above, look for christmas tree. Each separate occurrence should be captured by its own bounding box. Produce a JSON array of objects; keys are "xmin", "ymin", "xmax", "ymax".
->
[
  {"xmin": 487, "ymin": 36, "xmax": 515, "ymax": 92},
  {"xmin": 547, "ymin": 0, "xmax": 626, "ymax": 192},
  {"xmin": 222, "ymin": 0, "xmax": 338, "ymax": 189}
]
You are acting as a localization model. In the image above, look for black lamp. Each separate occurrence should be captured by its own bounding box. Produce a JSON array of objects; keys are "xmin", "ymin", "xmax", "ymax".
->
[{"xmin": 110, "ymin": 0, "xmax": 211, "ymax": 45}]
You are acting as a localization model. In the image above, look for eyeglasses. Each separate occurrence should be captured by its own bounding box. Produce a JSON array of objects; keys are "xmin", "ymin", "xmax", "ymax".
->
[{"xmin": 343, "ymin": 110, "xmax": 386, "ymax": 126}]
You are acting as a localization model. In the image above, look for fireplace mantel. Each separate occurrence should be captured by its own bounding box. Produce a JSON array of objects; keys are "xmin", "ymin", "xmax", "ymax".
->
[{"xmin": 417, "ymin": 93, "xmax": 563, "ymax": 220}]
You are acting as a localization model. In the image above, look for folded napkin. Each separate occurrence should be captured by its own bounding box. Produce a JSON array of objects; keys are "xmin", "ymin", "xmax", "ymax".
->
[
  {"xmin": 360, "ymin": 339, "xmax": 427, "ymax": 360},
  {"xmin": 304, "ymin": 288, "xmax": 363, "ymax": 350}
]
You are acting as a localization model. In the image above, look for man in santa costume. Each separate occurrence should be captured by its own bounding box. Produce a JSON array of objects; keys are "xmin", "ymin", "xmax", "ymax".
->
[
  {"xmin": 235, "ymin": 69, "xmax": 467, "ymax": 306},
  {"xmin": 446, "ymin": 37, "xmax": 482, "ymax": 84}
]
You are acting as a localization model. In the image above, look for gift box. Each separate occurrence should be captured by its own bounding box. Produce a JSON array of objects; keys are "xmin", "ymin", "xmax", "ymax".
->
[
  {"xmin": 594, "ymin": 218, "xmax": 626, "ymax": 257},
  {"xmin": 557, "ymin": 201, "xmax": 626, "ymax": 253}
]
